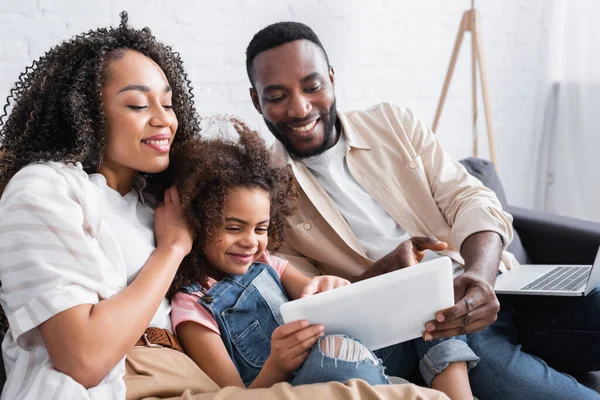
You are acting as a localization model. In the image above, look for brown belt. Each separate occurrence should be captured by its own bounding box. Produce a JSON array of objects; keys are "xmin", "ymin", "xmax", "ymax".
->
[{"xmin": 135, "ymin": 327, "xmax": 183, "ymax": 353}]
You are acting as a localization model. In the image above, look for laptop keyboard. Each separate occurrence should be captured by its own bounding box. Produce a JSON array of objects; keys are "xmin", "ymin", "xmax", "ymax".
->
[{"xmin": 520, "ymin": 266, "xmax": 591, "ymax": 291}]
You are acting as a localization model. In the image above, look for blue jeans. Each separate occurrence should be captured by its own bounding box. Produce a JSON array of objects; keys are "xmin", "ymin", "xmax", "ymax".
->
[
  {"xmin": 467, "ymin": 288, "xmax": 600, "ymax": 399},
  {"xmin": 291, "ymin": 334, "xmax": 479, "ymax": 387},
  {"xmin": 292, "ymin": 335, "xmax": 389, "ymax": 386},
  {"xmin": 375, "ymin": 335, "xmax": 479, "ymax": 387}
]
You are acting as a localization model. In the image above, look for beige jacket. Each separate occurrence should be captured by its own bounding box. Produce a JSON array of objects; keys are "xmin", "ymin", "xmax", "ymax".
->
[{"xmin": 271, "ymin": 103, "xmax": 518, "ymax": 280}]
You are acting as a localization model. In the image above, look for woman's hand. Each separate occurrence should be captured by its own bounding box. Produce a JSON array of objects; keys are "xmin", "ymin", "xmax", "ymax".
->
[
  {"xmin": 154, "ymin": 185, "xmax": 193, "ymax": 256},
  {"xmin": 300, "ymin": 275, "xmax": 351, "ymax": 298}
]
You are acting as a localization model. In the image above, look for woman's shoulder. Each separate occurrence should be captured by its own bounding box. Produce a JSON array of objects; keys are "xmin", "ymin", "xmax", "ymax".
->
[
  {"xmin": 17, "ymin": 161, "xmax": 85, "ymax": 174},
  {"xmin": 7, "ymin": 162, "xmax": 87, "ymax": 190},
  {"xmin": 1, "ymin": 162, "xmax": 91, "ymax": 211}
]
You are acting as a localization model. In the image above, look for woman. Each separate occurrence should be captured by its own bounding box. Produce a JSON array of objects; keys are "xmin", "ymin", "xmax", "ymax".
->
[
  {"xmin": 0, "ymin": 11, "xmax": 197, "ymax": 399},
  {"xmin": 0, "ymin": 12, "xmax": 446, "ymax": 400}
]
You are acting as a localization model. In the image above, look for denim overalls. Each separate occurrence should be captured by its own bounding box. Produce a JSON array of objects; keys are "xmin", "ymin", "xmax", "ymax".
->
[{"xmin": 181, "ymin": 262, "xmax": 288, "ymax": 386}]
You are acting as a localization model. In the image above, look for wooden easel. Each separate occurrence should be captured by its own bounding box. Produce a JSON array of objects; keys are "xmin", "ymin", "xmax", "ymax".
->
[{"xmin": 432, "ymin": 1, "xmax": 497, "ymax": 166}]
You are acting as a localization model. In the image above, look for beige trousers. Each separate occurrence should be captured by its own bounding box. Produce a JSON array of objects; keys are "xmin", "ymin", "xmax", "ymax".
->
[{"xmin": 124, "ymin": 347, "xmax": 449, "ymax": 400}]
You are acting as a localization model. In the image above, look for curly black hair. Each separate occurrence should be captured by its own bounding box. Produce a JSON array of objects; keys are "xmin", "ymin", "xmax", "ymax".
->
[
  {"xmin": 245, "ymin": 21, "xmax": 330, "ymax": 87},
  {"xmin": 167, "ymin": 118, "xmax": 299, "ymax": 298},
  {"xmin": 0, "ymin": 11, "xmax": 200, "ymax": 194}
]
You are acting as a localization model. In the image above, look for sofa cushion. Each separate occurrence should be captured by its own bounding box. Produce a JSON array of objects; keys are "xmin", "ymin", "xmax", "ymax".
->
[{"xmin": 459, "ymin": 157, "xmax": 530, "ymax": 264}]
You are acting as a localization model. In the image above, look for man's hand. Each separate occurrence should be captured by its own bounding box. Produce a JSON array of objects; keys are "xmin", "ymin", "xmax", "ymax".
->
[
  {"xmin": 423, "ymin": 231, "xmax": 503, "ymax": 340},
  {"xmin": 300, "ymin": 276, "xmax": 351, "ymax": 298},
  {"xmin": 423, "ymin": 272, "xmax": 499, "ymax": 340},
  {"xmin": 354, "ymin": 236, "xmax": 448, "ymax": 282}
]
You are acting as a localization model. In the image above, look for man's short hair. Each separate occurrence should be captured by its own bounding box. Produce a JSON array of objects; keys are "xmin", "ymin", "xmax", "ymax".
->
[{"xmin": 245, "ymin": 21, "xmax": 330, "ymax": 87}]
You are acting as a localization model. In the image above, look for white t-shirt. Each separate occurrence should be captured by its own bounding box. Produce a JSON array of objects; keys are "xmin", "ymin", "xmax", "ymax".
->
[
  {"xmin": 88, "ymin": 174, "xmax": 171, "ymax": 331},
  {"xmin": 0, "ymin": 163, "xmax": 169, "ymax": 399},
  {"xmin": 301, "ymin": 132, "xmax": 458, "ymax": 273},
  {"xmin": 302, "ymin": 134, "xmax": 411, "ymax": 261}
]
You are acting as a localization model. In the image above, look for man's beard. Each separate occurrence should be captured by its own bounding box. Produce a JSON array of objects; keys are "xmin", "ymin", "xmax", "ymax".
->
[{"xmin": 264, "ymin": 100, "xmax": 337, "ymax": 159}]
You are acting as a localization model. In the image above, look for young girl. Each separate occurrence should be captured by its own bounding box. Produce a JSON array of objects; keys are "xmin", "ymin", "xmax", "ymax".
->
[{"xmin": 169, "ymin": 120, "xmax": 479, "ymax": 399}]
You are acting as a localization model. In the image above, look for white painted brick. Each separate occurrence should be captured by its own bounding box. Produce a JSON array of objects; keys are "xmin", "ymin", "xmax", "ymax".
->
[
  {"xmin": 0, "ymin": 16, "xmax": 69, "ymax": 61},
  {"xmin": 193, "ymin": 83, "xmax": 231, "ymax": 106},
  {"xmin": 39, "ymin": 0, "xmax": 111, "ymax": 20},
  {"xmin": 189, "ymin": 65, "xmax": 247, "ymax": 85},
  {"xmin": 174, "ymin": 0, "xmax": 246, "ymax": 26},
  {"xmin": 109, "ymin": 0, "xmax": 176, "ymax": 28},
  {"xmin": 180, "ymin": 46, "xmax": 224, "ymax": 68},
  {"xmin": 0, "ymin": 0, "xmax": 36, "ymax": 15},
  {"xmin": 0, "ymin": 61, "xmax": 27, "ymax": 98},
  {"xmin": 0, "ymin": 0, "xmax": 550, "ymax": 208},
  {"xmin": 230, "ymin": 83, "xmax": 251, "ymax": 104},
  {"xmin": 0, "ymin": 38, "xmax": 28, "ymax": 62}
]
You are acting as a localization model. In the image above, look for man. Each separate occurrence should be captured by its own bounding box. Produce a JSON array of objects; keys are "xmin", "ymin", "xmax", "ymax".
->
[{"xmin": 245, "ymin": 21, "xmax": 600, "ymax": 399}]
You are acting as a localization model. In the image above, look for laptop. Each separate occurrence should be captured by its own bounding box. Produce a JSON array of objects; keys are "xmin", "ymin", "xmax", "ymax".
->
[
  {"xmin": 279, "ymin": 257, "xmax": 454, "ymax": 351},
  {"xmin": 494, "ymin": 247, "xmax": 600, "ymax": 296}
]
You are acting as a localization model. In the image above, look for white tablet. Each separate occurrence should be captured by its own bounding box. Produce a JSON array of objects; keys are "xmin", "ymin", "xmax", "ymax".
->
[{"xmin": 279, "ymin": 257, "xmax": 454, "ymax": 351}]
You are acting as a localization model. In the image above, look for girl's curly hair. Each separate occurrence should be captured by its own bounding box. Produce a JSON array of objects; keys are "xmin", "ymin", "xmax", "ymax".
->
[
  {"xmin": 0, "ymin": 11, "xmax": 200, "ymax": 194},
  {"xmin": 167, "ymin": 118, "xmax": 299, "ymax": 298}
]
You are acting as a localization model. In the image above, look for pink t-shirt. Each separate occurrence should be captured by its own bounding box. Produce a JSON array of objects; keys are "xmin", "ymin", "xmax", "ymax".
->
[{"xmin": 171, "ymin": 251, "xmax": 289, "ymax": 335}]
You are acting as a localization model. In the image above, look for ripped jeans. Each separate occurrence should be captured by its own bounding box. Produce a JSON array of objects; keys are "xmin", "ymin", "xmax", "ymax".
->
[
  {"xmin": 292, "ymin": 334, "xmax": 389, "ymax": 385},
  {"xmin": 291, "ymin": 334, "xmax": 479, "ymax": 387}
]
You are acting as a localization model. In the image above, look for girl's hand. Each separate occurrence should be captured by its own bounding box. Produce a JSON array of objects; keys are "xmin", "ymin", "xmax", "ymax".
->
[
  {"xmin": 300, "ymin": 276, "xmax": 351, "ymax": 298},
  {"xmin": 266, "ymin": 320, "xmax": 324, "ymax": 376},
  {"xmin": 154, "ymin": 186, "xmax": 193, "ymax": 256}
]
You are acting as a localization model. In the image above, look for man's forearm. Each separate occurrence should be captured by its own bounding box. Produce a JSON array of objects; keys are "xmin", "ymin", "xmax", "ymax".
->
[{"xmin": 460, "ymin": 231, "xmax": 503, "ymax": 285}]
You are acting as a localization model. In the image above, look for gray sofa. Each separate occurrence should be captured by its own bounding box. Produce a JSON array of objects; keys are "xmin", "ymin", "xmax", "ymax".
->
[{"xmin": 0, "ymin": 158, "xmax": 598, "ymax": 394}]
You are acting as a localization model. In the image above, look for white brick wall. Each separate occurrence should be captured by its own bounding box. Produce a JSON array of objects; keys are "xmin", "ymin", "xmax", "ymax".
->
[{"xmin": 0, "ymin": 0, "xmax": 547, "ymax": 208}]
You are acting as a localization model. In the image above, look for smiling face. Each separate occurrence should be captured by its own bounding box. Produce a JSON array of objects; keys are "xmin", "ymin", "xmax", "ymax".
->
[
  {"xmin": 203, "ymin": 186, "xmax": 271, "ymax": 277},
  {"xmin": 250, "ymin": 40, "xmax": 338, "ymax": 158},
  {"xmin": 100, "ymin": 50, "xmax": 178, "ymax": 187}
]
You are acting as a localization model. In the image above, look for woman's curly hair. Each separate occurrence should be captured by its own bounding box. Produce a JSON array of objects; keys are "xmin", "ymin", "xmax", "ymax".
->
[
  {"xmin": 167, "ymin": 118, "xmax": 299, "ymax": 298},
  {"xmin": 0, "ymin": 11, "xmax": 200, "ymax": 194}
]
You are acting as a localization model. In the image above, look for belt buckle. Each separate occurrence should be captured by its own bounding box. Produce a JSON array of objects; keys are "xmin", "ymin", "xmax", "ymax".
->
[{"xmin": 142, "ymin": 333, "xmax": 163, "ymax": 348}]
